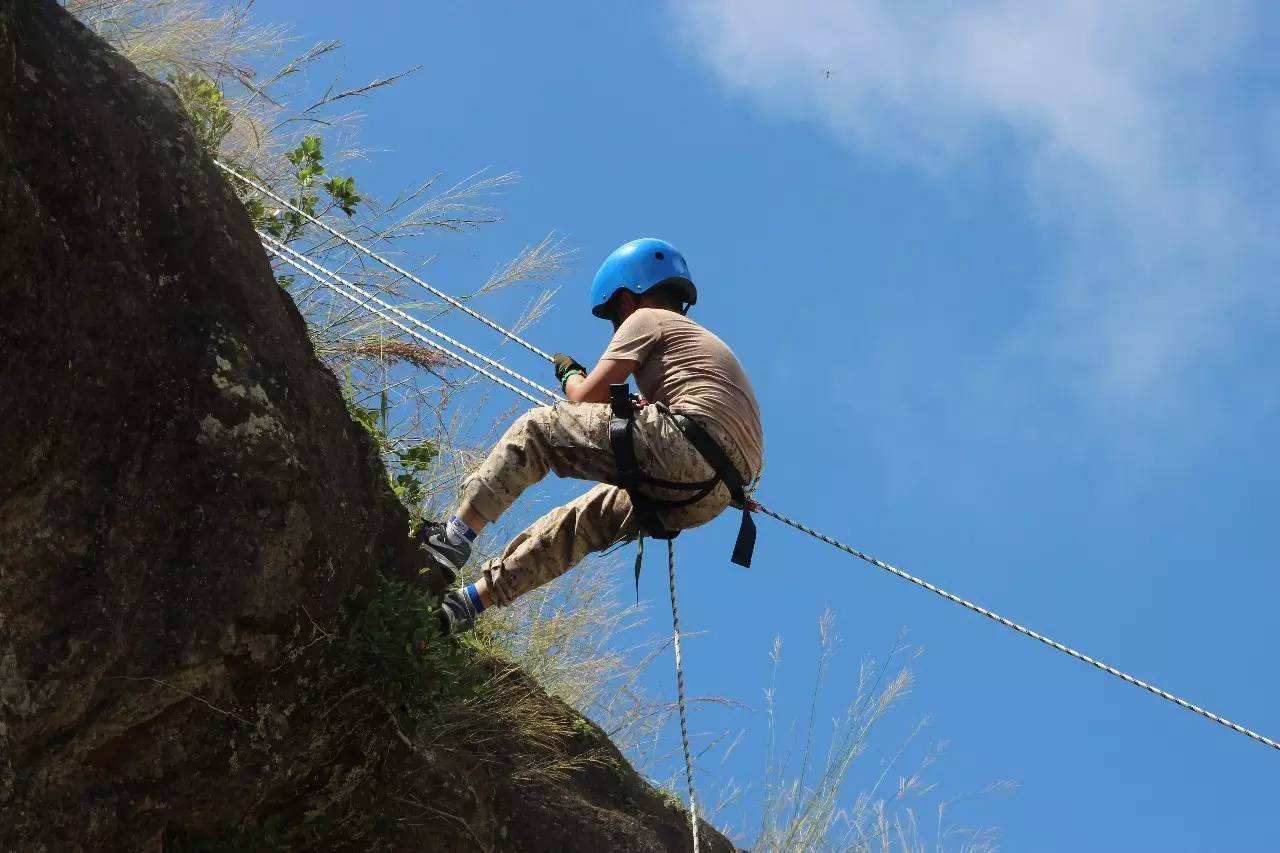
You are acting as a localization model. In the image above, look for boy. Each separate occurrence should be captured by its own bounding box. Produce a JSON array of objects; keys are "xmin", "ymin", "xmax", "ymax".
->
[{"xmin": 419, "ymin": 238, "xmax": 764, "ymax": 634}]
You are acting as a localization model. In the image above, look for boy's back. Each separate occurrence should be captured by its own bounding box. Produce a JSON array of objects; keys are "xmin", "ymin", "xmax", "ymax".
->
[{"xmin": 604, "ymin": 307, "xmax": 763, "ymax": 479}]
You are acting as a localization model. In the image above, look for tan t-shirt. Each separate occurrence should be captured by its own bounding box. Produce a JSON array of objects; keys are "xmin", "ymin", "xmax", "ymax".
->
[{"xmin": 602, "ymin": 308, "xmax": 764, "ymax": 479}]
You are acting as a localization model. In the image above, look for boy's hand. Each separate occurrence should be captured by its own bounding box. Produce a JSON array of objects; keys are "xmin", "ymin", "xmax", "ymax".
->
[{"xmin": 552, "ymin": 353, "xmax": 587, "ymax": 388}]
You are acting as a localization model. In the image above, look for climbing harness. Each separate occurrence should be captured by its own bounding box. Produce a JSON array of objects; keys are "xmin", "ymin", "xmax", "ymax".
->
[{"xmin": 608, "ymin": 382, "xmax": 757, "ymax": 598}]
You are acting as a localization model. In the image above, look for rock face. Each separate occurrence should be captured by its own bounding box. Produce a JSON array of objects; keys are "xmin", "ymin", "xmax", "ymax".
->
[{"xmin": 0, "ymin": 2, "xmax": 733, "ymax": 850}]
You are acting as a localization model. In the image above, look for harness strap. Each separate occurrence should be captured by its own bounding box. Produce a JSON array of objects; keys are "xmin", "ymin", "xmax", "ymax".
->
[
  {"xmin": 609, "ymin": 384, "xmax": 683, "ymax": 542},
  {"xmin": 608, "ymin": 383, "xmax": 758, "ymax": 578},
  {"xmin": 671, "ymin": 413, "xmax": 757, "ymax": 569}
]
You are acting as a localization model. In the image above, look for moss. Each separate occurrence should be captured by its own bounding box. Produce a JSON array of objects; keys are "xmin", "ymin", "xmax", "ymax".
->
[{"xmin": 354, "ymin": 574, "xmax": 468, "ymax": 706}]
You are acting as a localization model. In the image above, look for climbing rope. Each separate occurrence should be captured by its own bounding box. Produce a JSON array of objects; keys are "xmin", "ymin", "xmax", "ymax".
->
[
  {"xmin": 667, "ymin": 539, "xmax": 701, "ymax": 853},
  {"xmin": 260, "ymin": 232, "xmax": 561, "ymax": 405},
  {"xmin": 260, "ymin": 236, "xmax": 559, "ymax": 406},
  {"xmin": 750, "ymin": 501, "xmax": 1280, "ymax": 752},
  {"xmin": 247, "ymin": 208, "xmax": 1280, "ymax": 758},
  {"xmin": 216, "ymin": 159, "xmax": 555, "ymax": 362}
]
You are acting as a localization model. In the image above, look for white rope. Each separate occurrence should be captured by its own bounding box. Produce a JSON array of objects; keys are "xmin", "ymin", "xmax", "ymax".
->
[
  {"xmin": 667, "ymin": 539, "xmax": 701, "ymax": 852},
  {"xmin": 264, "ymin": 235, "xmax": 1280, "ymax": 757},
  {"xmin": 750, "ymin": 501, "xmax": 1280, "ymax": 753},
  {"xmin": 260, "ymin": 238, "xmax": 555, "ymax": 407},
  {"xmin": 216, "ymin": 159, "xmax": 555, "ymax": 362},
  {"xmin": 229, "ymin": 168, "xmax": 1280, "ymax": 759},
  {"xmin": 259, "ymin": 230, "xmax": 560, "ymax": 404}
]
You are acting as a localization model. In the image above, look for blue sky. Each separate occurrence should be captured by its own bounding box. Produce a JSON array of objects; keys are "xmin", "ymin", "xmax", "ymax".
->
[{"xmin": 254, "ymin": 2, "xmax": 1280, "ymax": 848}]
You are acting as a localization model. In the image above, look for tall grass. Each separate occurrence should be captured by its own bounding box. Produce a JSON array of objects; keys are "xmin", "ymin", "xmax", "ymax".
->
[{"xmin": 700, "ymin": 609, "xmax": 1012, "ymax": 851}]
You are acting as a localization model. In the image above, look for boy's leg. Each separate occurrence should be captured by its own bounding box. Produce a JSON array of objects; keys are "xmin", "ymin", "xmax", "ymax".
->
[
  {"xmin": 459, "ymin": 403, "xmax": 617, "ymax": 528},
  {"xmin": 478, "ymin": 483, "xmax": 635, "ymax": 607},
  {"xmin": 435, "ymin": 484, "xmax": 633, "ymax": 635},
  {"xmin": 419, "ymin": 402, "xmax": 616, "ymax": 581},
  {"xmin": 433, "ymin": 404, "xmax": 743, "ymax": 631},
  {"xmin": 473, "ymin": 412, "xmax": 742, "ymax": 607}
]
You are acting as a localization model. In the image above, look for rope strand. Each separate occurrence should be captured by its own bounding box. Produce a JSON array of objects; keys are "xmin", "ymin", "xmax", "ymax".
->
[
  {"xmin": 261, "ymin": 239, "xmax": 556, "ymax": 406},
  {"xmin": 751, "ymin": 501, "xmax": 1280, "ymax": 752},
  {"xmin": 667, "ymin": 539, "xmax": 701, "ymax": 853},
  {"xmin": 259, "ymin": 233, "xmax": 560, "ymax": 402},
  {"xmin": 216, "ymin": 159, "xmax": 555, "ymax": 362}
]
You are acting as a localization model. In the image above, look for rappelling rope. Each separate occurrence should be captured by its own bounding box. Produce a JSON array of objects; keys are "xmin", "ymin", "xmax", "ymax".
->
[
  {"xmin": 216, "ymin": 159, "xmax": 555, "ymax": 361},
  {"xmin": 245, "ymin": 196, "xmax": 1279, "ymax": 767},
  {"xmin": 260, "ymin": 237, "xmax": 558, "ymax": 407},
  {"xmin": 259, "ymin": 232, "xmax": 561, "ymax": 405},
  {"xmin": 750, "ymin": 501, "xmax": 1280, "ymax": 752},
  {"xmin": 667, "ymin": 539, "xmax": 701, "ymax": 852}
]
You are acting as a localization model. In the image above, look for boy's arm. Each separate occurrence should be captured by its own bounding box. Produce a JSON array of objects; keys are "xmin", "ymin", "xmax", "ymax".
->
[{"xmin": 563, "ymin": 357, "xmax": 638, "ymax": 403}]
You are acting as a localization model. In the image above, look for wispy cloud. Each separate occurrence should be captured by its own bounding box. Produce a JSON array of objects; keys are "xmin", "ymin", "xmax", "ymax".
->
[{"xmin": 670, "ymin": 0, "xmax": 1277, "ymax": 405}]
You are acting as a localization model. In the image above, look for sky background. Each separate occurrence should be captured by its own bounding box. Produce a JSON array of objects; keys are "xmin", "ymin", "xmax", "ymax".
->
[{"xmin": 252, "ymin": 3, "xmax": 1280, "ymax": 849}]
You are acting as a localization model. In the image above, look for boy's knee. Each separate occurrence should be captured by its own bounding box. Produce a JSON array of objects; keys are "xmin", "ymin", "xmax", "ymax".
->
[{"xmin": 510, "ymin": 404, "xmax": 555, "ymax": 439}]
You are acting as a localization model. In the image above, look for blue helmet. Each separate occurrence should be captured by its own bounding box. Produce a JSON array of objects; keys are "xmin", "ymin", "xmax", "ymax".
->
[{"xmin": 590, "ymin": 237, "xmax": 697, "ymax": 319}]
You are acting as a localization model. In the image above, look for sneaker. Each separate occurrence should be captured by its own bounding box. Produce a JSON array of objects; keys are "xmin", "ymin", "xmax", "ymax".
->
[
  {"xmin": 438, "ymin": 589, "xmax": 479, "ymax": 636},
  {"xmin": 415, "ymin": 520, "xmax": 471, "ymax": 585}
]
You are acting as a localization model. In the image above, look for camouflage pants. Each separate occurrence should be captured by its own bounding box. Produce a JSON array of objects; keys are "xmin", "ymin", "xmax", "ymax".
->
[{"xmin": 458, "ymin": 402, "xmax": 747, "ymax": 606}]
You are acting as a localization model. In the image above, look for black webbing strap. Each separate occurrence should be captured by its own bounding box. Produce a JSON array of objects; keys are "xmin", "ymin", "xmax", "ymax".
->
[
  {"xmin": 610, "ymin": 385, "xmax": 691, "ymax": 538},
  {"xmin": 671, "ymin": 413, "xmax": 757, "ymax": 568},
  {"xmin": 608, "ymin": 384, "xmax": 758, "ymax": 588}
]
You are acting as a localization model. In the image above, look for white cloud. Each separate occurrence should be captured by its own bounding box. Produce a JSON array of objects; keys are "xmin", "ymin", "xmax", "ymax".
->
[{"xmin": 670, "ymin": 0, "xmax": 1274, "ymax": 404}]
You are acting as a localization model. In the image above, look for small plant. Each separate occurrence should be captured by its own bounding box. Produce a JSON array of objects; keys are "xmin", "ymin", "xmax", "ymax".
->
[
  {"xmin": 244, "ymin": 135, "xmax": 362, "ymax": 242},
  {"xmin": 164, "ymin": 68, "xmax": 365, "ymax": 253},
  {"xmin": 168, "ymin": 73, "xmax": 364, "ymax": 247},
  {"xmin": 345, "ymin": 397, "xmax": 437, "ymax": 516},
  {"xmin": 660, "ymin": 789, "xmax": 685, "ymax": 813},
  {"xmin": 169, "ymin": 71, "xmax": 234, "ymax": 152},
  {"xmin": 355, "ymin": 575, "xmax": 467, "ymax": 705},
  {"xmin": 729, "ymin": 612, "xmax": 1011, "ymax": 852}
]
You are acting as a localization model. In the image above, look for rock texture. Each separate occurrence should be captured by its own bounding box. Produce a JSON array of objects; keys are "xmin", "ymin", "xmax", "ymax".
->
[{"xmin": 0, "ymin": 2, "xmax": 733, "ymax": 849}]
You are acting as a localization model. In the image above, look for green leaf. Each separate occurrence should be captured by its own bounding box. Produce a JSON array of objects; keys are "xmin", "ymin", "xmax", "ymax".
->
[
  {"xmin": 323, "ymin": 175, "xmax": 362, "ymax": 217},
  {"xmin": 169, "ymin": 72, "xmax": 234, "ymax": 153},
  {"xmin": 397, "ymin": 441, "xmax": 437, "ymax": 472}
]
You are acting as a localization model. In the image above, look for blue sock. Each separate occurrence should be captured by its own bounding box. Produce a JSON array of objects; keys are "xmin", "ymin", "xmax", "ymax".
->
[
  {"xmin": 463, "ymin": 583, "xmax": 486, "ymax": 614},
  {"xmin": 445, "ymin": 515, "xmax": 477, "ymax": 545}
]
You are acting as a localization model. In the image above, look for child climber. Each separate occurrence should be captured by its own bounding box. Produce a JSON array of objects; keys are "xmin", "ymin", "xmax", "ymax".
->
[{"xmin": 418, "ymin": 237, "xmax": 764, "ymax": 635}]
